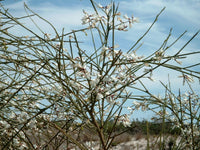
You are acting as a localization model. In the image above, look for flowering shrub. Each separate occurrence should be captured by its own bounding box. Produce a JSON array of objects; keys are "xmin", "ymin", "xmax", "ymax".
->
[{"xmin": 0, "ymin": 0, "xmax": 199, "ymax": 149}]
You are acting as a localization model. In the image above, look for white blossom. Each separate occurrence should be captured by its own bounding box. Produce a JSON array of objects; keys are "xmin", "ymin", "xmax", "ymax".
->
[
  {"xmin": 123, "ymin": 14, "xmax": 129, "ymax": 20},
  {"xmin": 96, "ymin": 93, "xmax": 103, "ymax": 100},
  {"xmin": 0, "ymin": 120, "xmax": 10, "ymax": 129},
  {"xmin": 133, "ymin": 101, "xmax": 141, "ymax": 110},
  {"xmin": 116, "ymin": 114, "xmax": 131, "ymax": 127}
]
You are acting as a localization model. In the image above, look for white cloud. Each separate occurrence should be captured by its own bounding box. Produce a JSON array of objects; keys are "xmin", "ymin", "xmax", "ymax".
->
[
  {"xmin": 3, "ymin": 0, "xmax": 28, "ymax": 10},
  {"xmin": 4, "ymin": 0, "xmax": 87, "ymax": 34}
]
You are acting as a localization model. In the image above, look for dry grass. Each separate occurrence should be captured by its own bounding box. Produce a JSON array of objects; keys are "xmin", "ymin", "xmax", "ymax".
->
[
  {"xmin": 111, "ymin": 132, "xmax": 133, "ymax": 146},
  {"xmin": 135, "ymin": 132, "xmax": 145, "ymax": 141}
]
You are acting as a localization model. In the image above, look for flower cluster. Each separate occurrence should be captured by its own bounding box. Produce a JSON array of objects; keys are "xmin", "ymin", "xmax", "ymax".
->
[
  {"xmin": 154, "ymin": 49, "xmax": 165, "ymax": 61},
  {"xmin": 82, "ymin": 10, "xmax": 104, "ymax": 28},
  {"xmin": 81, "ymin": 3, "xmax": 139, "ymax": 31},
  {"xmin": 117, "ymin": 14, "xmax": 139, "ymax": 31},
  {"xmin": 116, "ymin": 114, "xmax": 131, "ymax": 127}
]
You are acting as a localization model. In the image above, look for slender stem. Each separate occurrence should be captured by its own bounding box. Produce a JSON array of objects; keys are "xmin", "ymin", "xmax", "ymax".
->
[{"xmin": 188, "ymin": 95, "xmax": 195, "ymax": 150}]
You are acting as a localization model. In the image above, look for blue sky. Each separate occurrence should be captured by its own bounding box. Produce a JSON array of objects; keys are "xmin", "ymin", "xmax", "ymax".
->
[{"xmin": 2, "ymin": 0, "xmax": 200, "ymax": 120}]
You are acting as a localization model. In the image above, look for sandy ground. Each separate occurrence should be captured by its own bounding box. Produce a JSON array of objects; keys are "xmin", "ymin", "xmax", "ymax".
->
[{"xmin": 67, "ymin": 135, "xmax": 180, "ymax": 150}]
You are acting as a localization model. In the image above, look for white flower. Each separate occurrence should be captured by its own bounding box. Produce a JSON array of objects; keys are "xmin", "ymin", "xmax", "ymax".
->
[
  {"xmin": 117, "ymin": 24, "xmax": 128, "ymax": 31},
  {"xmin": 82, "ymin": 16, "xmax": 89, "ymax": 25},
  {"xmin": 144, "ymin": 63, "xmax": 151, "ymax": 67},
  {"xmin": 133, "ymin": 101, "xmax": 141, "ymax": 110},
  {"xmin": 0, "ymin": 120, "xmax": 10, "ymax": 129},
  {"xmin": 186, "ymin": 75, "xmax": 194, "ymax": 82},
  {"xmin": 117, "ymin": 16, "xmax": 122, "ymax": 22},
  {"xmin": 10, "ymin": 111, "xmax": 16, "ymax": 119},
  {"xmin": 98, "ymin": 3, "xmax": 103, "ymax": 8},
  {"xmin": 13, "ymin": 138, "xmax": 20, "ymax": 145},
  {"xmin": 90, "ymin": 79, "xmax": 99, "ymax": 88},
  {"xmin": 105, "ymin": 3, "xmax": 112, "ymax": 14},
  {"xmin": 83, "ymin": 9, "xmax": 88, "ymax": 15},
  {"xmin": 144, "ymin": 68, "xmax": 151, "ymax": 73},
  {"xmin": 18, "ymin": 112, "xmax": 28, "ymax": 122},
  {"xmin": 123, "ymin": 14, "xmax": 129, "ymax": 20},
  {"xmin": 148, "ymin": 76, "xmax": 155, "ymax": 82},
  {"xmin": 102, "ymin": 46, "xmax": 109, "ymax": 52},
  {"xmin": 70, "ymin": 81, "xmax": 82, "ymax": 91},
  {"xmin": 127, "ymin": 107, "xmax": 132, "ymax": 110},
  {"xmin": 19, "ymin": 143, "xmax": 28, "ymax": 150},
  {"xmin": 178, "ymin": 74, "xmax": 194, "ymax": 83},
  {"xmin": 55, "ymin": 43, "xmax": 60, "ymax": 49},
  {"xmin": 23, "ymin": 35, "xmax": 29, "ymax": 39},
  {"xmin": 174, "ymin": 58, "xmax": 182, "ymax": 65},
  {"xmin": 96, "ymin": 93, "xmax": 103, "ymax": 100},
  {"xmin": 130, "ymin": 53, "xmax": 138, "ymax": 60},
  {"xmin": 127, "ymin": 107, "xmax": 134, "ymax": 114},
  {"xmin": 122, "ymin": 114, "xmax": 131, "ymax": 127},
  {"xmin": 116, "ymin": 114, "xmax": 131, "ymax": 127},
  {"xmin": 44, "ymin": 33, "xmax": 51, "ymax": 39},
  {"xmin": 155, "ymin": 49, "xmax": 165, "ymax": 61},
  {"xmin": 69, "ymin": 35, "xmax": 73, "ymax": 40},
  {"xmin": 27, "ymin": 119, "xmax": 37, "ymax": 129},
  {"xmin": 132, "ymin": 17, "xmax": 139, "ymax": 23}
]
